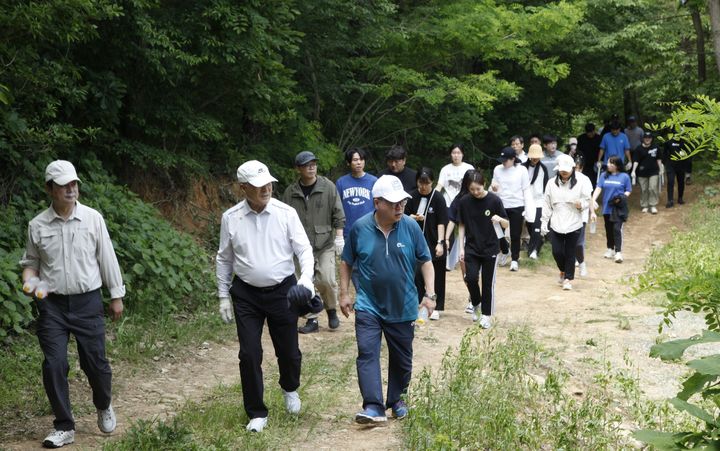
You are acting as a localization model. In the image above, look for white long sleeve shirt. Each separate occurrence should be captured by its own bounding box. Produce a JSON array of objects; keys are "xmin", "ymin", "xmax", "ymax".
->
[
  {"xmin": 216, "ymin": 198, "xmax": 314, "ymax": 297},
  {"xmin": 541, "ymin": 175, "xmax": 592, "ymax": 234},
  {"xmin": 20, "ymin": 202, "xmax": 126, "ymax": 298}
]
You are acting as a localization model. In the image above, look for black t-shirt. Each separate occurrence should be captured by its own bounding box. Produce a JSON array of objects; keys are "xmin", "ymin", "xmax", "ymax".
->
[
  {"xmin": 632, "ymin": 144, "xmax": 660, "ymax": 177},
  {"xmin": 405, "ymin": 189, "xmax": 448, "ymax": 259},
  {"xmin": 457, "ymin": 192, "xmax": 507, "ymax": 258},
  {"xmin": 379, "ymin": 167, "xmax": 418, "ymax": 193},
  {"xmin": 577, "ymin": 133, "xmax": 602, "ymax": 178},
  {"xmin": 663, "ymin": 139, "xmax": 692, "ymax": 172},
  {"xmin": 300, "ymin": 180, "xmax": 317, "ymax": 198}
]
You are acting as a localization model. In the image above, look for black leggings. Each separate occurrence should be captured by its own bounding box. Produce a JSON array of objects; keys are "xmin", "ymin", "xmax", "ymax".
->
[
  {"xmin": 526, "ymin": 207, "xmax": 544, "ymax": 256},
  {"xmin": 463, "ymin": 254, "xmax": 497, "ymax": 316},
  {"xmin": 499, "ymin": 207, "xmax": 524, "ymax": 261},
  {"xmin": 415, "ymin": 257, "xmax": 446, "ymax": 310},
  {"xmin": 550, "ymin": 228, "xmax": 582, "ymax": 280},
  {"xmin": 603, "ymin": 214, "xmax": 623, "ymax": 252},
  {"xmin": 666, "ymin": 166, "xmax": 686, "ymax": 202}
]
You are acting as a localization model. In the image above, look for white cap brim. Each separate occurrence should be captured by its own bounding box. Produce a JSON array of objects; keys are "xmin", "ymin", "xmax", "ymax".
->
[
  {"xmin": 246, "ymin": 173, "xmax": 278, "ymax": 187},
  {"xmin": 378, "ymin": 191, "xmax": 411, "ymax": 203},
  {"xmin": 51, "ymin": 174, "xmax": 81, "ymax": 186}
]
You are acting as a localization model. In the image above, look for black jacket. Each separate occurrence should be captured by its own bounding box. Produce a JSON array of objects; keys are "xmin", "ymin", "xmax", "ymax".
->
[{"xmin": 609, "ymin": 194, "xmax": 629, "ymax": 223}]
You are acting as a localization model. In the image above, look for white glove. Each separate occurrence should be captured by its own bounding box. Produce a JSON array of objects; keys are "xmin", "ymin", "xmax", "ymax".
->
[
  {"xmin": 22, "ymin": 276, "xmax": 39, "ymax": 296},
  {"xmin": 298, "ymin": 275, "xmax": 316, "ymax": 297},
  {"xmin": 219, "ymin": 297, "xmax": 233, "ymax": 324},
  {"xmin": 595, "ymin": 161, "xmax": 602, "ymax": 170},
  {"xmin": 625, "ymin": 162, "xmax": 632, "ymax": 171},
  {"xmin": 334, "ymin": 236, "xmax": 345, "ymax": 256},
  {"xmin": 540, "ymin": 224, "xmax": 549, "ymax": 237}
]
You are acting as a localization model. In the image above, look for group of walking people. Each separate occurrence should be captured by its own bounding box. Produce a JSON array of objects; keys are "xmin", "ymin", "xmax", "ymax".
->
[{"xmin": 19, "ymin": 117, "xmax": 692, "ymax": 446}]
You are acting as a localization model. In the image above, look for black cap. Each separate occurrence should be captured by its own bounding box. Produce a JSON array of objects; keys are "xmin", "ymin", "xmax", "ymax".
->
[
  {"xmin": 628, "ymin": 115, "xmax": 637, "ymax": 122},
  {"xmin": 295, "ymin": 151, "xmax": 318, "ymax": 166},
  {"xmin": 499, "ymin": 146, "xmax": 516, "ymax": 162},
  {"xmin": 643, "ymin": 131, "xmax": 653, "ymax": 138}
]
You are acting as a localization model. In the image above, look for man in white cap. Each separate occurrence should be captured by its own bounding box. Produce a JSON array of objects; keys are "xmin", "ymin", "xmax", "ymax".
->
[
  {"xmin": 20, "ymin": 160, "xmax": 125, "ymax": 448},
  {"xmin": 216, "ymin": 160, "xmax": 315, "ymax": 433},
  {"xmin": 338, "ymin": 175, "xmax": 435, "ymax": 425}
]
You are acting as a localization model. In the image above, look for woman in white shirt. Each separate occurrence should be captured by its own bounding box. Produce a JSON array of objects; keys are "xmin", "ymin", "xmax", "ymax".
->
[
  {"xmin": 540, "ymin": 154, "xmax": 592, "ymax": 291},
  {"xmin": 490, "ymin": 147, "xmax": 534, "ymax": 272},
  {"xmin": 436, "ymin": 143, "xmax": 475, "ymax": 207}
]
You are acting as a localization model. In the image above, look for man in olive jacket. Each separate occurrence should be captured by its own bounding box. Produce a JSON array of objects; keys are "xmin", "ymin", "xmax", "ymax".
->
[{"xmin": 282, "ymin": 151, "xmax": 346, "ymax": 333}]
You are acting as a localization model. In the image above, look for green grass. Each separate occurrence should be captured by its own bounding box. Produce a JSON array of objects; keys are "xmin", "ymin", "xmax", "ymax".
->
[
  {"xmin": 401, "ymin": 325, "xmax": 684, "ymax": 450},
  {"xmin": 105, "ymin": 334, "xmax": 357, "ymax": 449}
]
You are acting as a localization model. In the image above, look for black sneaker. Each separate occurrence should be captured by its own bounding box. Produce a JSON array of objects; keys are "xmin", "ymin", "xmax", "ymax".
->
[
  {"xmin": 678, "ymin": 198, "xmax": 685, "ymax": 205},
  {"xmin": 666, "ymin": 200, "xmax": 674, "ymax": 208},
  {"xmin": 298, "ymin": 318, "xmax": 319, "ymax": 334},
  {"xmin": 327, "ymin": 309, "xmax": 340, "ymax": 330}
]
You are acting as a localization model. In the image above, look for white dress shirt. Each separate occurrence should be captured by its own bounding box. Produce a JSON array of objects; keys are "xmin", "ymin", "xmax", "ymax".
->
[
  {"xmin": 216, "ymin": 198, "xmax": 314, "ymax": 297},
  {"xmin": 20, "ymin": 202, "xmax": 126, "ymax": 298}
]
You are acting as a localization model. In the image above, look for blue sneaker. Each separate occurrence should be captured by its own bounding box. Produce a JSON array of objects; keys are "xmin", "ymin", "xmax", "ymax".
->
[
  {"xmin": 355, "ymin": 405, "xmax": 387, "ymax": 424},
  {"xmin": 391, "ymin": 400, "xmax": 408, "ymax": 419}
]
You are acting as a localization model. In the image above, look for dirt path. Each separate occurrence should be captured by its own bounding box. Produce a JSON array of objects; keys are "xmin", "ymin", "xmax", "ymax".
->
[{"xmin": 3, "ymin": 185, "xmax": 710, "ymax": 450}]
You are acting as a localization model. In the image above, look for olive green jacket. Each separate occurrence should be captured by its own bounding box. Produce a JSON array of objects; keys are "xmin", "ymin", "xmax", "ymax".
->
[{"xmin": 282, "ymin": 176, "xmax": 345, "ymax": 252}]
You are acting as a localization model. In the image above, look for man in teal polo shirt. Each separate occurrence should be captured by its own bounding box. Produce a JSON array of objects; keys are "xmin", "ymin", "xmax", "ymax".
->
[{"xmin": 338, "ymin": 175, "xmax": 435, "ymax": 424}]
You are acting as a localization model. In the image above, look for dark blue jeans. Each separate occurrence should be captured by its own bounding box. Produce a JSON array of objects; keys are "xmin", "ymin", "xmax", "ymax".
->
[
  {"xmin": 37, "ymin": 289, "xmax": 112, "ymax": 431},
  {"xmin": 354, "ymin": 310, "xmax": 414, "ymax": 411}
]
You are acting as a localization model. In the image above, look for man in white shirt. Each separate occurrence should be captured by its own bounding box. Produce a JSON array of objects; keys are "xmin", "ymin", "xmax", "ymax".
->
[
  {"xmin": 216, "ymin": 160, "xmax": 315, "ymax": 433},
  {"xmin": 20, "ymin": 160, "xmax": 125, "ymax": 448}
]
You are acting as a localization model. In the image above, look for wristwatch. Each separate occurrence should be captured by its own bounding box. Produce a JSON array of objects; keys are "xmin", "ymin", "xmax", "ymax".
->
[
  {"xmin": 437, "ymin": 240, "xmax": 445, "ymax": 245},
  {"xmin": 424, "ymin": 293, "xmax": 437, "ymax": 301}
]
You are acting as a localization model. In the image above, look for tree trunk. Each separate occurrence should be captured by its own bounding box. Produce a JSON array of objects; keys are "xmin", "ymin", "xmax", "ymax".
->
[
  {"xmin": 709, "ymin": 0, "xmax": 720, "ymax": 77},
  {"xmin": 691, "ymin": 7, "xmax": 707, "ymax": 83}
]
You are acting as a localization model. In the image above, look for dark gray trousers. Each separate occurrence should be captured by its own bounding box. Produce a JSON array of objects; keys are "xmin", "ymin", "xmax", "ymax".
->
[{"xmin": 36, "ymin": 289, "xmax": 112, "ymax": 431}]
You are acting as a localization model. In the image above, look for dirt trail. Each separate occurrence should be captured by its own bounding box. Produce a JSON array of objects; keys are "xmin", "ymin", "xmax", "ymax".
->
[{"xmin": 3, "ymin": 185, "xmax": 711, "ymax": 450}]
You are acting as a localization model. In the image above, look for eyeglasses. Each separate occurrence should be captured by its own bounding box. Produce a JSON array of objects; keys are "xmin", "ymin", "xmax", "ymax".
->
[
  {"xmin": 301, "ymin": 162, "xmax": 317, "ymax": 168},
  {"xmin": 383, "ymin": 199, "xmax": 407, "ymax": 209}
]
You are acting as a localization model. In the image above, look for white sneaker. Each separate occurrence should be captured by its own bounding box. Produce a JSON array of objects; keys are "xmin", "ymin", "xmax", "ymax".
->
[
  {"xmin": 282, "ymin": 390, "xmax": 301, "ymax": 414},
  {"xmin": 529, "ymin": 250, "xmax": 538, "ymax": 260},
  {"xmin": 641, "ymin": 207, "xmax": 649, "ymax": 213},
  {"xmin": 472, "ymin": 305, "xmax": 480, "ymax": 322},
  {"xmin": 509, "ymin": 261, "xmax": 519, "ymax": 272},
  {"xmin": 650, "ymin": 207, "xmax": 658, "ymax": 214},
  {"xmin": 97, "ymin": 404, "xmax": 116, "ymax": 433},
  {"xmin": 614, "ymin": 252, "xmax": 623, "ymax": 263},
  {"xmin": 479, "ymin": 315, "xmax": 492, "ymax": 329},
  {"xmin": 429, "ymin": 310, "xmax": 440, "ymax": 320},
  {"xmin": 498, "ymin": 252, "xmax": 510, "ymax": 266},
  {"xmin": 246, "ymin": 417, "xmax": 268, "ymax": 432},
  {"xmin": 562, "ymin": 280, "xmax": 572, "ymax": 290},
  {"xmin": 575, "ymin": 260, "xmax": 579, "ymax": 267},
  {"xmin": 464, "ymin": 302, "xmax": 474, "ymax": 314},
  {"xmin": 603, "ymin": 248, "xmax": 615, "ymax": 259},
  {"xmin": 579, "ymin": 262, "xmax": 587, "ymax": 277},
  {"xmin": 43, "ymin": 430, "xmax": 75, "ymax": 448}
]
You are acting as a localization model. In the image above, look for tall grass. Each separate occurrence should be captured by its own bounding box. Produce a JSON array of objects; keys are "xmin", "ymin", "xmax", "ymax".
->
[{"xmin": 404, "ymin": 326, "xmax": 635, "ymax": 449}]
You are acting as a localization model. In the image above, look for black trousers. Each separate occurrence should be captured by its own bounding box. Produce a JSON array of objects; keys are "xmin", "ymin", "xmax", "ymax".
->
[
  {"xmin": 415, "ymin": 257, "xmax": 446, "ymax": 310},
  {"xmin": 666, "ymin": 165, "xmax": 686, "ymax": 202},
  {"xmin": 499, "ymin": 207, "xmax": 525, "ymax": 261},
  {"xmin": 37, "ymin": 289, "xmax": 112, "ymax": 431},
  {"xmin": 603, "ymin": 214, "xmax": 624, "ymax": 252},
  {"xmin": 463, "ymin": 254, "xmax": 497, "ymax": 316},
  {"xmin": 549, "ymin": 228, "xmax": 582, "ymax": 280},
  {"xmin": 230, "ymin": 275, "xmax": 301, "ymax": 419},
  {"xmin": 526, "ymin": 207, "xmax": 544, "ymax": 256}
]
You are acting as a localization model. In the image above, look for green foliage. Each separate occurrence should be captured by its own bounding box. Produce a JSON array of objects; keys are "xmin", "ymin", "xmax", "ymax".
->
[
  {"xmin": 634, "ymin": 196, "xmax": 720, "ymax": 449},
  {"xmin": 403, "ymin": 326, "xmax": 629, "ymax": 449},
  {"xmin": 634, "ymin": 202, "xmax": 720, "ymax": 332}
]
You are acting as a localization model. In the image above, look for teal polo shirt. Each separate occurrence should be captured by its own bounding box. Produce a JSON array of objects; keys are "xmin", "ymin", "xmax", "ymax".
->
[{"xmin": 342, "ymin": 212, "xmax": 431, "ymax": 322}]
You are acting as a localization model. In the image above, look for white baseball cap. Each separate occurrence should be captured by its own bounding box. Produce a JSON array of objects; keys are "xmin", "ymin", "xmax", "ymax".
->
[
  {"xmin": 45, "ymin": 160, "xmax": 81, "ymax": 186},
  {"xmin": 236, "ymin": 160, "xmax": 278, "ymax": 187},
  {"xmin": 556, "ymin": 154, "xmax": 575, "ymax": 173},
  {"xmin": 372, "ymin": 175, "xmax": 411, "ymax": 203}
]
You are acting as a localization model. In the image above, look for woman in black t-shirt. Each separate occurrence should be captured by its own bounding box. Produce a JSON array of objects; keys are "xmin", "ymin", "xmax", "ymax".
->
[
  {"xmin": 631, "ymin": 132, "xmax": 662, "ymax": 214},
  {"xmin": 457, "ymin": 170, "xmax": 509, "ymax": 329},
  {"xmin": 406, "ymin": 168, "xmax": 449, "ymax": 318}
]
